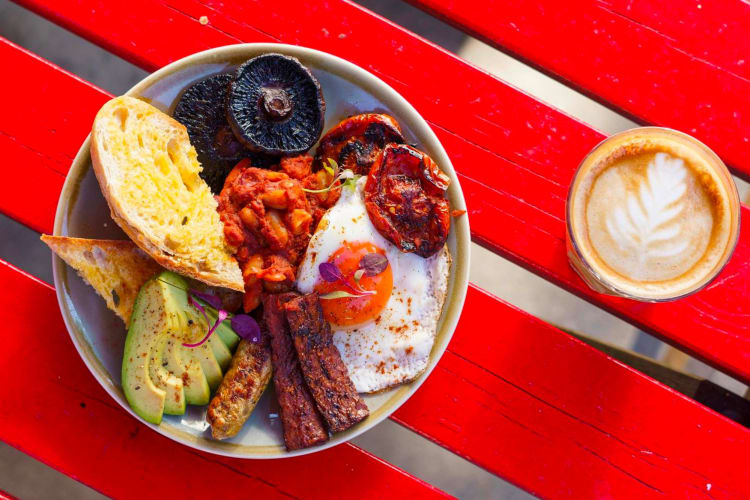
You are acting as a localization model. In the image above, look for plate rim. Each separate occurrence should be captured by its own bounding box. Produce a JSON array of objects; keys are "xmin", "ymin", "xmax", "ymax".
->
[{"xmin": 52, "ymin": 42, "xmax": 470, "ymax": 458}]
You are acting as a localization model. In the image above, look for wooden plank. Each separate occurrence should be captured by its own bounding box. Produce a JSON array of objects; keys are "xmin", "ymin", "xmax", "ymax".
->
[
  {"xmin": 2, "ymin": 32, "xmax": 748, "ymax": 492},
  {"xmin": 567, "ymin": 331, "xmax": 705, "ymax": 396},
  {"xmin": 566, "ymin": 331, "xmax": 750, "ymax": 427},
  {"xmin": 5, "ymin": 18, "xmax": 749, "ymax": 498},
  {"xmin": 7, "ymin": 1, "xmax": 750, "ymax": 383},
  {"xmin": 405, "ymin": 0, "xmax": 750, "ymax": 182},
  {"xmin": 0, "ymin": 37, "xmax": 111, "ymax": 232},
  {"xmin": 3, "ymin": 258, "xmax": 749, "ymax": 497},
  {"xmin": 0, "ymin": 491, "xmax": 18, "ymax": 500},
  {"xmin": 395, "ymin": 286, "xmax": 750, "ymax": 497},
  {"xmin": 0, "ymin": 260, "xmax": 449, "ymax": 500}
]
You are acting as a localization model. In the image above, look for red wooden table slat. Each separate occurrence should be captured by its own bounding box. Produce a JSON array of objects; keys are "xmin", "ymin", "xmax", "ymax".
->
[
  {"xmin": 2, "ymin": 42, "xmax": 748, "ymax": 493},
  {"xmin": 3, "ymin": 256, "xmax": 750, "ymax": 498},
  {"xmin": 404, "ymin": 287, "xmax": 750, "ymax": 497},
  {"xmin": 1, "ymin": 33, "xmax": 748, "ymax": 489},
  {"xmin": 406, "ymin": 0, "xmax": 750, "ymax": 181},
  {"xmin": 0, "ymin": 38, "xmax": 109, "ymax": 232},
  {"xmin": 8, "ymin": 1, "xmax": 750, "ymax": 383},
  {"xmin": 0, "ymin": 260, "xmax": 449, "ymax": 500},
  {"xmin": 2, "ymin": 34, "xmax": 749, "ymax": 487},
  {"xmin": 1, "ymin": 2, "xmax": 746, "ymax": 494}
]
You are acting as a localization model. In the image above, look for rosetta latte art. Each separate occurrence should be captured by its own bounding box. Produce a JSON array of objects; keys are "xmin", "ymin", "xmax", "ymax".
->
[
  {"xmin": 605, "ymin": 153, "xmax": 688, "ymax": 265},
  {"xmin": 570, "ymin": 127, "xmax": 738, "ymax": 298}
]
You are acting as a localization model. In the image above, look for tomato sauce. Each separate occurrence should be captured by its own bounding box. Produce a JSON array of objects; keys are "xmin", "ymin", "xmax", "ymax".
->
[{"xmin": 217, "ymin": 156, "xmax": 340, "ymax": 311}]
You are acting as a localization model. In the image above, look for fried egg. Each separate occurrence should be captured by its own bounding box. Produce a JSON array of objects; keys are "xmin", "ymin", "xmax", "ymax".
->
[{"xmin": 296, "ymin": 177, "xmax": 451, "ymax": 393}]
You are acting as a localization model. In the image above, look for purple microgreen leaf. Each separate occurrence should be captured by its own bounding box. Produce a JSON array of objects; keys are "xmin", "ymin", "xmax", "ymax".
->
[
  {"xmin": 189, "ymin": 289, "xmax": 223, "ymax": 310},
  {"xmin": 353, "ymin": 269, "xmax": 365, "ymax": 285},
  {"xmin": 359, "ymin": 253, "xmax": 388, "ymax": 277},
  {"xmin": 187, "ymin": 294, "xmax": 210, "ymax": 326},
  {"xmin": 231, "ymin": 314, "xmax": 262, "ymax": 343},
  {"xmin": 319, "ymin": 262, "xmax": 344, "ymax": 283},
  {"xmin": 183, "ymin": 309, "xmax": 228, "ymax": 348},
  {"xmin": 319, "ymin": 289, "xmax": 374, "ymax": 300}
]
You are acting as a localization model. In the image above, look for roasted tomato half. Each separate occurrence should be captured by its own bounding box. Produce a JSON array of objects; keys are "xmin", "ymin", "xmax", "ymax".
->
[
  {"xmin": 314, "ymin": 113, "xmax": 404, "ymax": 175},
  {"xmin": 364, "ymin": 144, "xmax": 451, "ymax": 258}
]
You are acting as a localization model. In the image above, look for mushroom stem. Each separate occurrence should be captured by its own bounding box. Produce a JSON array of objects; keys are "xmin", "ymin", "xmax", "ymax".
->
[
  {"xmin": 260, "ymin": 87, "xmax": 293, "ymax": 121},
  {"xmin": 212, "ymin": 126, "xmax": 244, "ymax": 157}
]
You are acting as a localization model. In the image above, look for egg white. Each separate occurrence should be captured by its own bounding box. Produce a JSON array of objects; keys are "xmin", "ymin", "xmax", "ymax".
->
[{"xmin": 296, "ymin": 177, "xmax": 451, "ymax": 393}]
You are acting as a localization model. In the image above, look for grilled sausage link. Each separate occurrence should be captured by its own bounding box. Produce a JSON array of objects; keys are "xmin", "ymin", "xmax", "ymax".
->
[{"xmin": 206, "ymin": 340, "xmax": 272, "ymax": 440}]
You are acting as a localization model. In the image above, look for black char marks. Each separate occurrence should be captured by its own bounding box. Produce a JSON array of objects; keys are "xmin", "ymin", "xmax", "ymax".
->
[
  {"xmin": 263, "ymin": 293, "xmax": 328, "ymax": 450},
  {"xmin": 284, "ymin": 293, "xmax": 369, "ymax": 432},
  {"xmin": 314, "ymin": 113, "xmax": 404, "ymax": 176}
]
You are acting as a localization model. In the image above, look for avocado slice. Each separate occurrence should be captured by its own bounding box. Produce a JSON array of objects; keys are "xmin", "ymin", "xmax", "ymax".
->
[
  {"xmin": 155, "ymin": 271, "xmax": 213, "ymax": 405},
  {"xmin": 146, "ymin": 291, "xmax": 186, "ymax": 415},
  {"xmin": 185, "ymin": 333, "xmax": 224, "ymax": 392},
  {"xmin": 208, "ymin": 333, "xmax": 232, "ymax": 372},
  {"xmin": 149, "ymin": 332, "xmax": 186, "ymax": 415},
  {"xmin": 161, "ymin": 283, "xmax": 211, "ymax": 405},
  {"xmin": 159, "ymin": 271, "xmax": 239, "ymax": 392},
  {"xmin": 121, "ymin": 277, "xmax": 169, "ymax": 424},
  {"xmin": 194, "ymin": 347, "xmax": 222, "ymax": 391},
  {"xmin": 159, "ymin": 270, "xmax": 241, "ymax": 353},
  {"xmin": 162, "ymin": 335, "xmax": 210, "ymax": 406},
  {"xmin": 158, "ymin": 271, "xmax": 224, "ymax": 392}
]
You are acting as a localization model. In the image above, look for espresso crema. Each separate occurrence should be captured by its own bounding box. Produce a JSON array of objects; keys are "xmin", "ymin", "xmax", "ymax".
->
[{"xmin": 567, "ymin": 128, "xmax": 739, "ymax": 300}]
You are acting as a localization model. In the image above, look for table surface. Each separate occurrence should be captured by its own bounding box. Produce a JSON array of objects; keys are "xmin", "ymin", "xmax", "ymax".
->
[{"xmin": 1, "ymin": 0, "xmax": 749, "ymax": 497}]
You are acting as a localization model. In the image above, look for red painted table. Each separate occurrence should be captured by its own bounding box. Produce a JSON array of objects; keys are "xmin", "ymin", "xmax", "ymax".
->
[{"xmin": 1, "ymin": 1, "xmax": 749, "ymax": 497}]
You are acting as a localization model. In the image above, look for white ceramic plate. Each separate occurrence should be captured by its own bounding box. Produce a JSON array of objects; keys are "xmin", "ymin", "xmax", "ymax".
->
[{"xmin": 52, "ymin": 43, "xmax": 470, "ymax": 458}]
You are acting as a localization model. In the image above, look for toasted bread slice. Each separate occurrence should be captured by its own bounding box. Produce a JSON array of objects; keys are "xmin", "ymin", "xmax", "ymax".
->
[
  {"xmin": 42, "ymin": 235, "xmax": 162, "ymax": 323},
  {"xmin": 90, "ymin": 96, "xmax": 243, "ymax": 291}
]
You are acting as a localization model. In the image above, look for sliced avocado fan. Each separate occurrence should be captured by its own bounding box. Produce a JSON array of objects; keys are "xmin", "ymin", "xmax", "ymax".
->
[
  {"xmin": 122, "ymin": 270, "xmax": 244, "ymax": 424},
  {"xmin": 122, "ymin": 276, "xmax": 173, "ymax": 424}
]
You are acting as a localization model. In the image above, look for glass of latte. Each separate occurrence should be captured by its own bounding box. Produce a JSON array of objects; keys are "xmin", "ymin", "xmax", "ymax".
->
[{"xmin": 567, "ymin": 127, "xmax": 740, "ymax": 301}]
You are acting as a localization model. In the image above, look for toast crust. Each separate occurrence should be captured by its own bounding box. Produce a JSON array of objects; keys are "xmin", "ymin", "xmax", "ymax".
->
[
  {"xmin": 42, "ymin": 235, "xmax": 162, "ymax": 323},
  {"xmin": 90, "ymin": 96, "xmax": 243, "ymax": 291}
]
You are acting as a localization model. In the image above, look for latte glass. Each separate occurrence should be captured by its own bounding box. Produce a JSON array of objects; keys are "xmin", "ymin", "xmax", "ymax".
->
[{"xmin": 566, "ymin": 127, "xmax": 740, "ymax": 302}]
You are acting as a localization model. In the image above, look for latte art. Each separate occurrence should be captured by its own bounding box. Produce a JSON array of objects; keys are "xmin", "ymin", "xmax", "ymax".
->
[
  {"xmin": 567, "ymin": 128, "xmax": 739, "ymax": 301},
  {"xmin": 589, "ymin": 152, "xmax": 714, "ymax": 282},
  {"xmin": 606, "ymin": 153, "xmax": 689, "ymax": 264}
]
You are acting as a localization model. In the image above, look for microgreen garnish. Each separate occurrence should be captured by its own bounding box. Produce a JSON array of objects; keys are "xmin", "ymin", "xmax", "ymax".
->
[
  {"xmin": 188, "ymin": 288, "xmax": 223, "ymax": 310},
  {"xmin": 323, "ymin": 158, "xmax": 337, "ymax": 177},
  {"xmin": 317, "ymin": 253, "xmax": 388, "ymax": 300},
  {"xmin": 320, "ymin": 290, "xmax": 373, "ymax": 300},
  {"xmin": 342, "ymin": 173, "xmax": 360, "ymax": 192},
  {"xmin": 186, "ymin": 293, "xmax": 209, "ymax": 326},
  {"xmin": 156, "ymin": 278, "xmax": 262, "ymax": 346},
  {"xmin": 358, "ymin": 253, "xmax": 388, "ymax": 277},
  {"xmin": 303, "ymin": 158, "xmax": 359, "ymax": 194},
  {"xmin": 182, "ymin": 305, "xmax": 228, "ymax": 348},
  {"xmin": 319, "ymin": 262, "xmax": 344, "ymax": 283},
  {"xmin": 304, "ymin": 170, "xmax": 355, "ymax": 193},
  {"xmin": 231, "ymin": 314, "xmax": 262, "ymax": 343},
  {"xmin": 353, "ymin": 269, "xmax": 365, "ymax": 285}
]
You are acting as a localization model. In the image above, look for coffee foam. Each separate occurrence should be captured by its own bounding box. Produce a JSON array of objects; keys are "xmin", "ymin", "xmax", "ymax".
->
[{"xmin": 568, "ymin": 129, "xmax": 739, "ymax": 299}]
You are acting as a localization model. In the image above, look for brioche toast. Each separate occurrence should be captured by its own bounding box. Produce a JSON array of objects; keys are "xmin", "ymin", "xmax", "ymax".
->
[{"xmin": 90, "ymin": 96, "xmax": 243, "ymax": 291}]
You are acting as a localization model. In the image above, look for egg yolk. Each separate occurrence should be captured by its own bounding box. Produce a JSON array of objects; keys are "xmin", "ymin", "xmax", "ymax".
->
[{"xmin": 314, "ymin": 241, "xmax": 393, "ymax": 326}]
